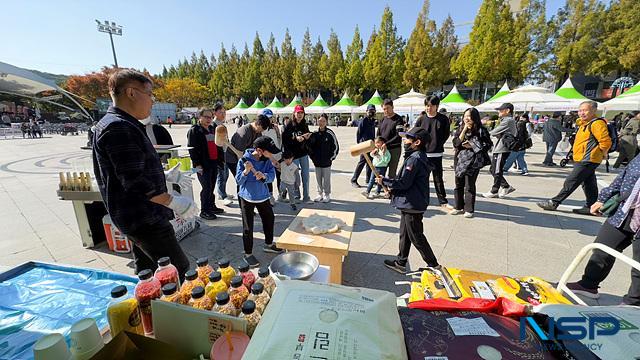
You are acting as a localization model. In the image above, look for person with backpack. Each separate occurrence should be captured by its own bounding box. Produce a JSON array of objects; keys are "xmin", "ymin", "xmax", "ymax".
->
[
  {"xmin": 613, "ymin": 111, "xmax": 640, "ymax": 169},
  {"xmin": 502, "ymin": 113, "xmax": 532, "ymax": 176},
  {"xmin": 537, "ymin": 101, "xmax": 612, "ymax": 215},
  {"xmin": 482, "ymin": 103, "xmax": 517, "ymax": 199}
]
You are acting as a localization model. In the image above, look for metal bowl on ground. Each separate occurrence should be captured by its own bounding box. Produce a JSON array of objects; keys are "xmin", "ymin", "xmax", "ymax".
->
[{"xmin": 269, "ymin": 251, "xmax": 319, "ymax": 280}]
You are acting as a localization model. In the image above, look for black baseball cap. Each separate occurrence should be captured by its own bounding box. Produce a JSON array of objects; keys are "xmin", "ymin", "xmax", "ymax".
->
[
  {"xmin": 495, "ymin": 103, "xmax": 514, "ymax": 113},
  {"xmin": 253, "ymin": 135, "xmax": 281, "ymax": 154},
  {"xmin": 399, "ymin": 127, "xmax": 429, "ymax": 142},
  {"xmin": 366, "ymin": 104, "xmax": 376, "ymax": 111}
]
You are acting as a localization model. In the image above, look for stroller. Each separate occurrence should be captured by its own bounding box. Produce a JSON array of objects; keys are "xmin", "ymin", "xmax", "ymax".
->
[{"xmin": 559, "ymin": 130, "xmax": 576, "ymax": 167}]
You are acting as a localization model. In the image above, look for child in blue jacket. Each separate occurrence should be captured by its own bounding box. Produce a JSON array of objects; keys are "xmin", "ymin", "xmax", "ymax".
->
[{"xmin": 236, "ymin": 136, "xmax": 284, "ymax": 267}]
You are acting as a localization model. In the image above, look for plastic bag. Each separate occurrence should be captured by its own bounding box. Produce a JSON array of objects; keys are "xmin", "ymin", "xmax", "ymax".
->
[
  {"xmin": 558, "ymin": 137, "xmax": 571, "ymax": 152},
  {"xmin": 243, "ymin": 280, "xmax": 408, "ymax": 360}
]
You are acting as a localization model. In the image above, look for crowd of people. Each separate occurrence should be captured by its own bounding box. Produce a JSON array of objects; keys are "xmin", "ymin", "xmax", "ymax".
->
[{"xmin": 91, "ymin": 69, "xmax": 640, "ymax": 305}]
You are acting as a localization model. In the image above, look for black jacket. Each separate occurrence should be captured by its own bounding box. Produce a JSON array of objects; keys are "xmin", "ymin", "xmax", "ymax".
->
[
  {"xmin": 307, "ymin": 127, "xmax": 339, "ymax": 168},
  {"xmin": 378, "ymin": 114, "xmax": 404, "ymax": 149},
  {"xmin": 415, "ymin": 113, "xmax": 451, "ymax": 154},
  {"xmin": 383, "ymin": 150, "xmax": 431, "ymax": 213},
  {"xmin": 512, "ymin": 119, "xmax": 530, "ymax": 152},
  {"xmin": 282, "ymin": 119, "xmax": 311, "ymax": 159},
  {"xmin": 187, "ymin": 124, "xmax": 220, "ymax": 168},
  {"xmin": 357, "ymin": 116, "xmax": 376, "ymax": 143}
]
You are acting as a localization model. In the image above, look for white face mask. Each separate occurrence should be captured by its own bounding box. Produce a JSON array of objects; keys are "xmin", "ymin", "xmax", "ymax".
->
[{"xmin": 139, "ymin": 117, "xmax": 151, "ymax": 125}]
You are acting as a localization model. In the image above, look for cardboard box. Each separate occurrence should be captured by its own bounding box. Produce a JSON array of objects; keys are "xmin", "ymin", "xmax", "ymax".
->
[{"xmin": 90, "ymin": 331, "xmax": 191, "ymax": 360}]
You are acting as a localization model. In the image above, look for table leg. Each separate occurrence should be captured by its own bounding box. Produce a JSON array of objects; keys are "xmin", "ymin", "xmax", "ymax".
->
[
  {"xmin": 314, "ymin": 252, "xmax": 343, "ymax": 284},
  {"xmin": 72, "ymin": 200, "xmax": 94, "ymax": 248}
]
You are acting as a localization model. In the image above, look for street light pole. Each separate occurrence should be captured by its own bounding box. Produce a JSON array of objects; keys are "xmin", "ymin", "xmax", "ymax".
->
[{"xmin": 95, "ymin": 20, "xmax": 123, "ymax": 68}]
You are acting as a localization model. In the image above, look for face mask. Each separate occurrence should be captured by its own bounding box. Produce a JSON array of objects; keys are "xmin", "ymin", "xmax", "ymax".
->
[{"xmin": 139, "ymin": 117, "xmax": 151, "ymax": 125}]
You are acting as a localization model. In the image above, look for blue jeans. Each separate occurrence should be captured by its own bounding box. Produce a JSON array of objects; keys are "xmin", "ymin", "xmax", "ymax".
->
[
  {"xmin": 503, "ymin": 150, "xmax": 528, "ymax": 173},
  {"xmin": 293, "ymin": 155, "xmax": 310, "ymax": 200},
  {"xmin": 216, "ymin": 161, "xmax": 229, "ymax": 199},
  {"xmin": 544, "ymin": 141, "xmax": 559, "ymax": 165},
  {"xmin": 366, "ymin": 166, "xmax": 387, "ymax": 194}
]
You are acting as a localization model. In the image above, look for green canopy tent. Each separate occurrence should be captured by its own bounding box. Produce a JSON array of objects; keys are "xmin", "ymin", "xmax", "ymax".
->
[
  {"xmin": 603, "ymin": 82, "xmax": 640, "ymax": 112},
  {"xmin": 619, "ymin": 82, "xmax": 640, "ymax": 98},
  {"xmin": 305, "ymin": 94, "xmax": 330, "ymax": 114},
  {"xmin": 278, "ymin": 95, "xmax": 304, "ymax": 114},
  {"xmin": 356, "ymin": 90, "xmax": 383, "ymax": 112},
  {"xmin": 326, "ymin": 92, "xmax": 358, "ymax": 113},
  {"xmin": 245, "ymin": 97, "xmax": 266, "ymax": 115},
  {"xmin": 226, "ymin": 98, "xmax": 250, "ymax": 116},
  {"xmin": 539, "ymin": 78, "xmax": 594, "ymax": 111},
  {"xmin": 440, "ymin": 85, "xmax": 470, "ymax": 113},
  {"xmin": 486, "ymin": 81, "xmax": 511, "ymax": 102},
  {"xmin": 265, "ymin": 96, "xmax": 285, "ymax": 115}
]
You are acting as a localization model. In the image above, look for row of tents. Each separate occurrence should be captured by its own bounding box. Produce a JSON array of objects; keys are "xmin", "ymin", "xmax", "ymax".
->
[{"xmin": 227, "ymin": 78, "xmax": 640, "ymax": 117}]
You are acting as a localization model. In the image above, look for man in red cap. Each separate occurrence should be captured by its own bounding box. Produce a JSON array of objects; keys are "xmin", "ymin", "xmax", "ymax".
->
[{"xmin": 282, "ymin": 104, "xmax": 312, "ymax": 203}]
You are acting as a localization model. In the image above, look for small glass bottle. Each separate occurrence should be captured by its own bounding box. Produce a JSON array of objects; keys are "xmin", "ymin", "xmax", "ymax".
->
[
  {"xmin": 212, "ymin": 292, "xmax": 238, "ymax": 316},
  {"xmin": 205, "ymin": 271, "xmax": 228, "ymax": 301},
  {"xmin": 154, "ymin": 257, "xmax": 180, "ymax": 288},
  {"xmin": 196, "ymin": 257, "xmax": 214, "ymax": 286},
  {"xmin": 107, "ymin": 285, "xmax": 143, "ymax": 337},
  {"xmin": 189, "ymin": 286, "xmax": 213, "ymax": 310},
  {"xmin": 160, "ymin": 283, "xmax": 184, "ymax": 304},
  {"xmin": 217, "ymin": 258, "xmax": 236, "ymax": 286},
  {"xmin": 180, "ymin": 269, "xmax": 205, "ymax": 303},
  {"xmin": 247, "ymin": 282, "xmax": 270, "ymax": 315},
  {"xmin": 237, "ymin": 262, "xmax": 256, "ymax": 290},
  {"xmin": 134, "ymin": 269, "xmax": 162, "ymax": 336},
  {"xmin": 256, "ymin": 266, "xmax": 277, "ymax": 296},
  {"xmin": 239, "ymin": 300, "xmax": 262, "ymax": 337},
  {"xmin": 228, "ymin": 275, "xmax": 249, "ymax": 309}
]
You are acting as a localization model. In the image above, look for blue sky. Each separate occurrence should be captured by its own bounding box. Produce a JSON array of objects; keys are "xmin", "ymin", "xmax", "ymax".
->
[{"xmin": 3, "ymin": 0, "xmax": 569, "ymax": 75}]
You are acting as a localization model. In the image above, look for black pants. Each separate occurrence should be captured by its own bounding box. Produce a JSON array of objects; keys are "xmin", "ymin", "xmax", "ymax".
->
[
  {"xmin": 227, "ymin": 161, "xmax": 240, "ymax": 194},
  {"xmin": 490, "ymin": 152, "xmax": 510, "ymax": 193},
  {"xmin": 127, "ymin": 221, "xmax": 190, "ymax": 282},
  {"xmin": 427, "ymin": 157, "xmax": 447, "ymax": 205},
  {"xmin": 551, "ymin": 162, "xmax": 599, "ymax": 206},
  {"xmin": 267, "ymin": 169, "xmax": 282, "ymax": 196},
  {"xmin": 351, "ymin": 154, "xmax": 372, "ymax": 184},
  {"xmin": 397, "ymin": 211, "xmax": 439, "ymax": 267},
  {"xmin": 454, "ymin": 169, "xmax": 479, "ymax": 213},
  {"xmin": 239, "ymin": 197, "xmax": 274, "ymax": 255},
  {"xmin": 197, "ymin": 163, "xmax": 218, "ymax": 213},
  {"xmin": 579, "ymin": 217, "xmax": 640, "ymax": 305}
]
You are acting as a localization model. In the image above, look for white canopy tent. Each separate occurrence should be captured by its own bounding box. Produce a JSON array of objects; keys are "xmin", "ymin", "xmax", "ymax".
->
[
  {"xmin": 304, "ymin": 94, "xmax": 330, "ymax": 114},
  {"xmin": 325, "ymin": 92, "xmax": 358, "ymax": 114},
  {"xmin": 355, "ymin": 90, "xmax": 384, "ymax": 113},
  {"xmin": 536, "ymin": 78, "xmax": 593, "ymax": 112},
  {"xmin": 439, "ymin": 85, "xmax": 471, "ymax": 113},
  {"xmin": 393, "ymin": 88, "xmax": 426, "ymax": 124},
  {"xmin": 602, "ymin": 93, "xmax": 640, "ymax": 112},
  {"xmin": 476, "ymin": 85, "xmax": 571, "ymax": 113}
]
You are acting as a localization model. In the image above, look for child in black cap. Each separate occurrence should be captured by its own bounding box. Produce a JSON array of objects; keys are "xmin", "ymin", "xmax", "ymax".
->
[
  {"xmin": 236, "ymin": 136, "xmax": 284, "ymax": 267},
  {"xmin": 377, "ymin": 127, "xmax": 440, "ymax": 273}
]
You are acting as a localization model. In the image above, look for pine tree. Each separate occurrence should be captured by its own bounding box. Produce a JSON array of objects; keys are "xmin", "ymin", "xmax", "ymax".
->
[
  {"xmin": 403, "ymin": 1, "xmax": 436, "ymax": 91},
  {"xmin": 243, "ymin": 33, "xmax": 264, "ymax": 99},
  {"xmin": 276, "ymin": 29, "xmax": 297, "ymax": 99},
  {"xmin": 294, "ymin": 28, "xmax": 314, "ymax": 97},
  {"xmin": 341, "ymin": 25, "xmax": 364, "ymax": 99},
  {"xmin": 324, "ymin": 30, "xmax": 345, "ymax": 98},
  {"xmin": 161, "ymin": 65, "xmax": 168, "ymax": 79},
  {"xmin": 433, "ymin": 15, "xmax": 458, "ymax": 87},
  {"xmin": 311, "ymin": 37, "xmax": 326, "ymax": 96},
  {"xmin": 363, "ymin": 7, "xmax": 405, "ymax": 96},
  {"xmin": 194, "ymin": 50, "xmax": 211, "ymax": 85},
  {"xmin": 228, "ymin": 44, "xmax": 242, "ymax": 98},
  {"xmin": 261, "ymin": 33, "xmax": 280, "ymax": 98}
]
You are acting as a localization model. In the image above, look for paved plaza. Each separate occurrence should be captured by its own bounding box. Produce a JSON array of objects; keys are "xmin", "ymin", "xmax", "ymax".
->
[{"xmin": 0, "ymin": 124, "xmax": 631, "ymax": 304}]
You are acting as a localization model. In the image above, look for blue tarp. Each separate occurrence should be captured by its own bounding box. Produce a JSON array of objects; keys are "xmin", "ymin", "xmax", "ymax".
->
[{"xmin": 0, "ymin": 262, "xmax": 137, "ymax": 360}]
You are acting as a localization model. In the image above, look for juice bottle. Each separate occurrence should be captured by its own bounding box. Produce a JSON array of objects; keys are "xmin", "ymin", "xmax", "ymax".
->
[
  {"xmin": 154, "ymin": 257, "xmax": 180, "ymax": 288},
  {"xmin": 239, "ymin": 300, "xmax": 261, "ymax": 337},
  {"xmin": 189, "ymin": 286, "xmax": 213, "ymax": 310},
  {"xmin": 160, "ymin": 283, "xmax": 184, "ymax": 304},
  {"xmin": 212, "ymin": 292, "xmax": 238, "ymax": 316},
  {"xmin": 205, "ymin": 271, "xmax": 228, "ymax": 301},
  {"xmin": 134, "ymin": 270, "xmax": 162, "ymax": 336},
  {"xmin": 256, "ymin": 267, "xmax": 277, "ymax": 296},
  {"xmin": 196, "ymin": 257, "xmax": 214, "ymax": 286},
  {"xmin": 107, "ymin": 285, "xmax": 143, "ymax": 337},
  {"xmin": 247, "ymin": 283, "xmax": 270, "ymax": 315},
  {"xmin": 237, "ymin": 262, "xmax": 256, "ymax": 290},
  {"xmin": 180, "ymin": 269, "xmax": 205, "ymax": 302},
  {"xmin": 217, "ymin": 258, "xmax": 236, "ymax": 286}
]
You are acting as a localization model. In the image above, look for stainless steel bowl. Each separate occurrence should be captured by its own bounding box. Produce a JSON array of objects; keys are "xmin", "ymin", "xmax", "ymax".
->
[{"xmin": 269, "ymin": 251, "xmax": 319, "ymax": 280}]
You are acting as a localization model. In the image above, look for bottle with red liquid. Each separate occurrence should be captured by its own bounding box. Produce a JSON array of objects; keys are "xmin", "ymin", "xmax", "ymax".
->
[
  {"xmin": 237, "ymin": 262, "xmax": 256, "ymax": 290},
  {"xmin": 134, "ymin": 269, "xmax": 162, "ymax": 336},
  {"xmin": 154, "ymin": 257, "xmax": 180, "ymax": 288}
]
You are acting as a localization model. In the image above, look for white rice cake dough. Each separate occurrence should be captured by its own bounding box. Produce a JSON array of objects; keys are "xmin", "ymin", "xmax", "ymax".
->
[{"xmin": 301, "ymin": 213, "xmax": 344, "ymax": 234}]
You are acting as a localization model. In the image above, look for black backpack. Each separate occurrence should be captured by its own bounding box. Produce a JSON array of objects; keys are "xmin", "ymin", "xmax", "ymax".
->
[
  {"xmin": 587, "ymin": 118, "xmax": 618, "ymax": 153},
  {"xmin": 501, "ymin": 132, "xmax": 519, "ymax": 151}
]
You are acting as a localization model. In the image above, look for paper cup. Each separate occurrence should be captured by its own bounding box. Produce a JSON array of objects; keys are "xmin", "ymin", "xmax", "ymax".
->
[
  {"xmin": 33, "ymin": 333, "xmax": 71, "ymax": 360},
  {"xmin": 69, "ymin": 318, "xmax": 104, "ymax": 360}
]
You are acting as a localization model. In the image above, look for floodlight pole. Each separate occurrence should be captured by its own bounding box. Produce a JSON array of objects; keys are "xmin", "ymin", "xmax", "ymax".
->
[{"xmin": 96, "ymin": 20, "xmax": 123, "ymax": 68}]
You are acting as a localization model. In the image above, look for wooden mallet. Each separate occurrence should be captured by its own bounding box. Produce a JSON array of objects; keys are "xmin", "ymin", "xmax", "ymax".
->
[
  {"xmin": 215, "ymin": 125, "xmax": 243, "ymax": 159},
  {"xmin": 349, "ymin": 140, "xmax": 389, "ymax": 194}
]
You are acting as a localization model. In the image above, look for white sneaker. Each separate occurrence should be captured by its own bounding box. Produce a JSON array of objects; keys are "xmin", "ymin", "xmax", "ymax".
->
[
  {"xmin": 313, "ymin": 195, "xmax": 323, "ymax": 202},
  {"xmin": 498, "ymin": 186, "xmax": 516, "ymax": 198},
  {"xmin": 367, "ymin": 193, "xmax": 376, "ymax": 200},
  {"xmin": 322, "ymin": 195, "xmax": 330, "ymax": 203},
  {"xmin": 482, "ymin": 192, "xmax": 498, "ymax": 198},
  {"xmin": 222, "ymin": 198, "xmax": 233, "ymax": 206},
  {"xmin": 464, "ymin": 212, "xmax": 474, "ymax": 218},
  {"xmin": 449, "ymin": 209, "xmax": 463, "ymax": 215}
]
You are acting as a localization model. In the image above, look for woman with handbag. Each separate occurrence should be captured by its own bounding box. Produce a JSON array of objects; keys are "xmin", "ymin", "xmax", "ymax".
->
[
  {"xmin": 566, "ymin": 155, "xmax": 640, "ymax": 305},
  {"xmin": 449, "ymin": 107, "xmax": 492, "ymax": 218}
]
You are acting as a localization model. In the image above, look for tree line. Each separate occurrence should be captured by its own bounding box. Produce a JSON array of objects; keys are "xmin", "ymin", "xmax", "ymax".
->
[{"xmin": 65, "ymin": 0, "xmax": 639, "ymax": 109}]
